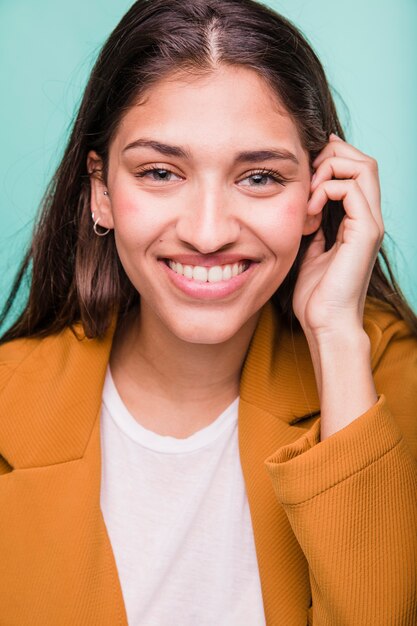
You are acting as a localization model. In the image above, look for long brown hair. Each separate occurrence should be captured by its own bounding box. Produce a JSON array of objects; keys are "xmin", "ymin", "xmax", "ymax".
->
[{"xmin": 1, "ymin": 0, "xmax": 416, "ymax": 342}]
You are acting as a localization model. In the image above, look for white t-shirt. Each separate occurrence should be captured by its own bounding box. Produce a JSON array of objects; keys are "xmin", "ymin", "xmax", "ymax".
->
[{"xmin": 100, "ymin": 366, "xmax": 266, "ymax": 626}]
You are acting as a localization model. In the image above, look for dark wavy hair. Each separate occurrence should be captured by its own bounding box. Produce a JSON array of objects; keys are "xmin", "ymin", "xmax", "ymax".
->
[{"xmin": 1, "ymin": 0, "xmax": 416, "ymax": 342}]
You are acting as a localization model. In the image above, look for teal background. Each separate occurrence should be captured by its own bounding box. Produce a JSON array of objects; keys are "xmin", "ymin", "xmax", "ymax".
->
[{"xmin": 1, "ymin": 0, "xmax": 416, "ymax": 328}]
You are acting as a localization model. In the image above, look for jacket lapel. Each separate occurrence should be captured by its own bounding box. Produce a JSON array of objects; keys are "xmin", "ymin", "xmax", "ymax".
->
[
  {"xmin": 0, "ymin": 320, "xmax": 116, "ymax": 469},
  {"xmin": 0, "ymin": 319, "xmax": 128, "ymax": 624},
  {"xmin": 238, "ymin": 303, "xmax": 319, "ymax": 624}
]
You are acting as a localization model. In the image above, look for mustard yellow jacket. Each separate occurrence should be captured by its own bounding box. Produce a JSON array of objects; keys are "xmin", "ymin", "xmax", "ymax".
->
[{"xmin": 0, "ymin": 299, "xmax": 416, "ymax": 625}]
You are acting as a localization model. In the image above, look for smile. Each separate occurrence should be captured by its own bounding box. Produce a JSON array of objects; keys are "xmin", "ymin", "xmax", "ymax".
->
[
  {"xmin": 160, "ymin": 257, "xmax": 257, "ymax": 301},
  {"xmin": 166, "ymin": 260, "xmax": 250, "ymax": 283}
]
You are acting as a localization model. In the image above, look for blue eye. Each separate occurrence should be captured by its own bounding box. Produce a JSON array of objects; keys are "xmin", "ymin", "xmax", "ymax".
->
[
  {"xmin": 134, "ymin": 165, "xmax": 289, "ymax": 188},
  {"xmin": 135, "ymin": 167, "xmax": 182, "ymax": 182},
  {"xmin": 240, "ymin": 169, "xmax": 288, "ymax": 187}
]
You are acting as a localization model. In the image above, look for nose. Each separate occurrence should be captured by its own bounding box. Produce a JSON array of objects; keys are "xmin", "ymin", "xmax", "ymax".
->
[{"xmin": 175, "ymin": 183, "xmax": 240, "ymax": 253}]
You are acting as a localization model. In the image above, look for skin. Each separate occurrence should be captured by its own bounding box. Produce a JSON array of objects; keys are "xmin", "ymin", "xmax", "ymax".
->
[{"xmin": 88, "ymin": 65, "xmax": 382, "ymax": 439}]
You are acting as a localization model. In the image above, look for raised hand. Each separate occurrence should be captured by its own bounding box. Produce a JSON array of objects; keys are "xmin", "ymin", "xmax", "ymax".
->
[
  {"xmin": 293, "ymin": 133, "xmax": 384, "ymax": 339},
  {"xmin": 293, "ymin": 134, "xmax": 384, "ymax": 438}
]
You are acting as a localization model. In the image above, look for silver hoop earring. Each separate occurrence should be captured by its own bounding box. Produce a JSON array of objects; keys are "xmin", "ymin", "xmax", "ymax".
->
[{"xmin": 92, "ymin": 211, "xmax": 111, "ymax": 237}]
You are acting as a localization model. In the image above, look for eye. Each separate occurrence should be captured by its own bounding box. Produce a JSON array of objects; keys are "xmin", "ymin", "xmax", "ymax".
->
[
  {"xmin": 238, "ymin": 168, "xmax": 289, "ymax": 189},
  {"xmin": 134, "ymin": 165, "xmax": 183, "ymax": 184}
]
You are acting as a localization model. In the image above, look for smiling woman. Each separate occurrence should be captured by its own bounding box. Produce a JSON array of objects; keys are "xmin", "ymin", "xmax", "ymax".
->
[
  {"xmin": 0, "ymin": 1, "xmax": 416, "ymax": 625},
  {"xmin": 86, "ymin": 66, "xmax": 315, "ymax": 345}
]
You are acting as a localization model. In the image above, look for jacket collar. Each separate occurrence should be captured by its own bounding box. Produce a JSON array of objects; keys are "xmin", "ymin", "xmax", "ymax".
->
[
  {"xmin": 0, "ymin": 302, "xmax": 319, "ymax": 471},
  {"xmin": 240, "ymin": 301, "xmax": 320, "ymax": 422},
  {"xmin": 238, "ymin": 304, "xmax": 320, "ymax": 621}
]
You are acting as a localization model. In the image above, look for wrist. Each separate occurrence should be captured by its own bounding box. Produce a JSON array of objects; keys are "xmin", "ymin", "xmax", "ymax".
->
[
  {"xmin": 306, "ymin": 326, "xmax": 372, "ymax": 390},
  {"xmin": 304, "ymin": 323, "xmax": 370, "ymax": 354},
  {"xmin": 303, "ymin": 327, "xmax": 377, "ymax": 440}
]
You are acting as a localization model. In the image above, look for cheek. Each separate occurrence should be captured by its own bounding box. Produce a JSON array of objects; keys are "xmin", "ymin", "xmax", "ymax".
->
[
  {"xmin": 110, "ymin": 188, "xmax": 168, "ymax": 250},
  {"xmin": 255, "ymin": 195, "xmax": 308, "ymax": 257}
]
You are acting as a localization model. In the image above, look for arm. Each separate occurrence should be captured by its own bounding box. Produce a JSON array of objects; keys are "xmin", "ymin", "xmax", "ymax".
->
[
  {"xmin": 305, "ymin": 327, "xmax": 377, "ymax": 440},
  {"xmin": 266, "ymin": 313, "xmax": 417, "ymax": 625}
]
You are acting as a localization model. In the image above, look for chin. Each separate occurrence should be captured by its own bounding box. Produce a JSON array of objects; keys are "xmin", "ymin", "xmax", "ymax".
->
[
  {"xmin": 173, "ymin": 325, "xmax": 241, "ymax": 345},
  {"xmin": 167, "ymin": 313, "xmax": 254, "ymax": 345}
]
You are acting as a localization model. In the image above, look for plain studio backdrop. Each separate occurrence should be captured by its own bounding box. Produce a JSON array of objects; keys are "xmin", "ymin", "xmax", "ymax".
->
[{"xmin": 0, "ymin": 0, "xmax": 416, "ymax": 330}]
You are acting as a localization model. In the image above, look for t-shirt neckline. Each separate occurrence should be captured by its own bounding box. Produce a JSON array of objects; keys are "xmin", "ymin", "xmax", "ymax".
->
[{"xmin": 102, "ymin": 365, "xmax": 240, "ymax": 454}]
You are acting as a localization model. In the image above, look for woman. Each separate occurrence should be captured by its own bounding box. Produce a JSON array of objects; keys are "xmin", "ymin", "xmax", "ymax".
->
[{"xmin": 0, "ymin": 0, "xmax": 416, "ymax": 624}]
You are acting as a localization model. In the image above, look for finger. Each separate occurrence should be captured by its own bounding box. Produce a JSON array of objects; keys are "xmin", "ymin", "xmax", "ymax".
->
[
  {"xmin": 313, "ymin": 135, "xmax": 377, "ymax": 169},
  {"xmin": 311, "ymin": 156, "xmax": 382, "ymax": 230},
  {"xmin": 307, "ymin": 179, "xmax": 384, "ymax": 244},
  {"xmin": 335, "ymin": 214, "xmax": 348, "ymax": 244},
  {"xmin": 314, "ymin": 134, "xmax": 373, "ymax": 165}
]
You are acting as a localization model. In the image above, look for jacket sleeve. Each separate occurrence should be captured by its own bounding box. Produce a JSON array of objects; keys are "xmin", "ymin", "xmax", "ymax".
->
[{"xmin": 265, "ymin": 313, "xmax": 417, "ymax": 625}]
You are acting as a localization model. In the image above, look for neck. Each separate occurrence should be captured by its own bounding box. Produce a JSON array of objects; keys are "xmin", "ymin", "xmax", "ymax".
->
[{"xmin": 108, "ymin": 303, "xmax": 260, "ymax": 435}]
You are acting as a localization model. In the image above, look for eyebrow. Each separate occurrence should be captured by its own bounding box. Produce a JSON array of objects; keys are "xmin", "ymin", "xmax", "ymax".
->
[{"xmin": 122, "ymin": 138, "xmax": 299, "ymax": 165}]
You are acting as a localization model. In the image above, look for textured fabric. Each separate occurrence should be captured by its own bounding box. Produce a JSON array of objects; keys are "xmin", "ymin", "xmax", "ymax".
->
[
  {"xmin": 100, "ymin": 367, "xmax": 265, "ymax": 625},
  {"xmin": 0, "ymin": 298, "xmax": 416, "ymax": 625}
]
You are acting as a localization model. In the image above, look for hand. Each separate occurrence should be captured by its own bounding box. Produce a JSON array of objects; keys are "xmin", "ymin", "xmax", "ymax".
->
[
  {"xmin": 292, "ymin": 134, "xmax": 382, "ymax": 438},
  {"xmin": 293, "ymin": 134, "xmax": 384, "ymax": 339}
]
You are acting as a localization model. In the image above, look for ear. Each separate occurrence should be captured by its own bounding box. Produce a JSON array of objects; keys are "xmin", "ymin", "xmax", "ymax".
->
[
  {"xmin": 302, "ymin": 180, "xmax": 323, "ymax": 235},
  {"xmin": 302, "ymin": 209, "xmax": 322, "ymax": 236},
  {"xmin": 87, "ymin": 151, "xmax": 114, "ymax": 230}
]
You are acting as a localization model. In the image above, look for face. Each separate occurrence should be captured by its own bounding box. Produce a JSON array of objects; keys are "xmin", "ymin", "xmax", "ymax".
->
[{"xmin": 88, "ymin": 66, "xmax": 318, "ymax": 344}]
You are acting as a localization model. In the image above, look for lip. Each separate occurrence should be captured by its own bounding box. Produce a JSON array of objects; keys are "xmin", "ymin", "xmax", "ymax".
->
[
  {"xmin": 159, "ymin": 259, "xmax": 258, "ymax": 300},
  {"xmin": 159, "ymin": 253, "xmax": 257, "ymax": 268}
]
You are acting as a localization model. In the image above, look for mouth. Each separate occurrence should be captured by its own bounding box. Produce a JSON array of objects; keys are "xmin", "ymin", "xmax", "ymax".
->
[{"xmin": 163, "ymin": 259, "xmax": 252, "ymax": 284}]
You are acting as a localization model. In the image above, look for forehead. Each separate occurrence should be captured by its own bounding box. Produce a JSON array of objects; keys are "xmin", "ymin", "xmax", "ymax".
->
[{"xmin": 110, "ymin": 65, "xmax": 306, "ymax": 162}]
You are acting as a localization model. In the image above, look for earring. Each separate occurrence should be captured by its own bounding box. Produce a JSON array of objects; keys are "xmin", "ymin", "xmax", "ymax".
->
[
  {"xmin": 103, "ymin": 191, "xmax": 109, "ymax": 196},
  {"xmin": 92, "ymin": 211, "xmax": 111, "ymax": 237}
]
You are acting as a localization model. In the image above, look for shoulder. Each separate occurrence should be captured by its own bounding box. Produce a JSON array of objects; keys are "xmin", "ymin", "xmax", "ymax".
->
[
  {"xmin": 0, "ymin": 321, "xmax": 115, "ymax": 470},
  {"xmin": 0, "ymin": 325, "xmax": 85, "ymax": 393},
  {"xmin": 363, "ymin": 297, "xmax": 417, "ymax": 458},
  {"xmin": 364, "ymin": 296, "xmax": 413, "ymax": 333},
  {"xmin": 363, "ymin": 296, "xmax": 417, "ymax": 367}
]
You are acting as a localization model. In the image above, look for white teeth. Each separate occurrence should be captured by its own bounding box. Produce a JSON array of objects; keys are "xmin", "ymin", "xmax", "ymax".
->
[
  {"xmin": 193, "ymin": 266, "xmax": 208, "ymax": 282},
  {"xmin": 208, "ymin": 266, "xmax": 223, "ymax": 283},
  {"xmin": 222, "ymin": 265, "xmax": 232, "ymax": 281},
  {"xmin": 167, "ymin": 260, "xmax": 249, "ymax": 283}
]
